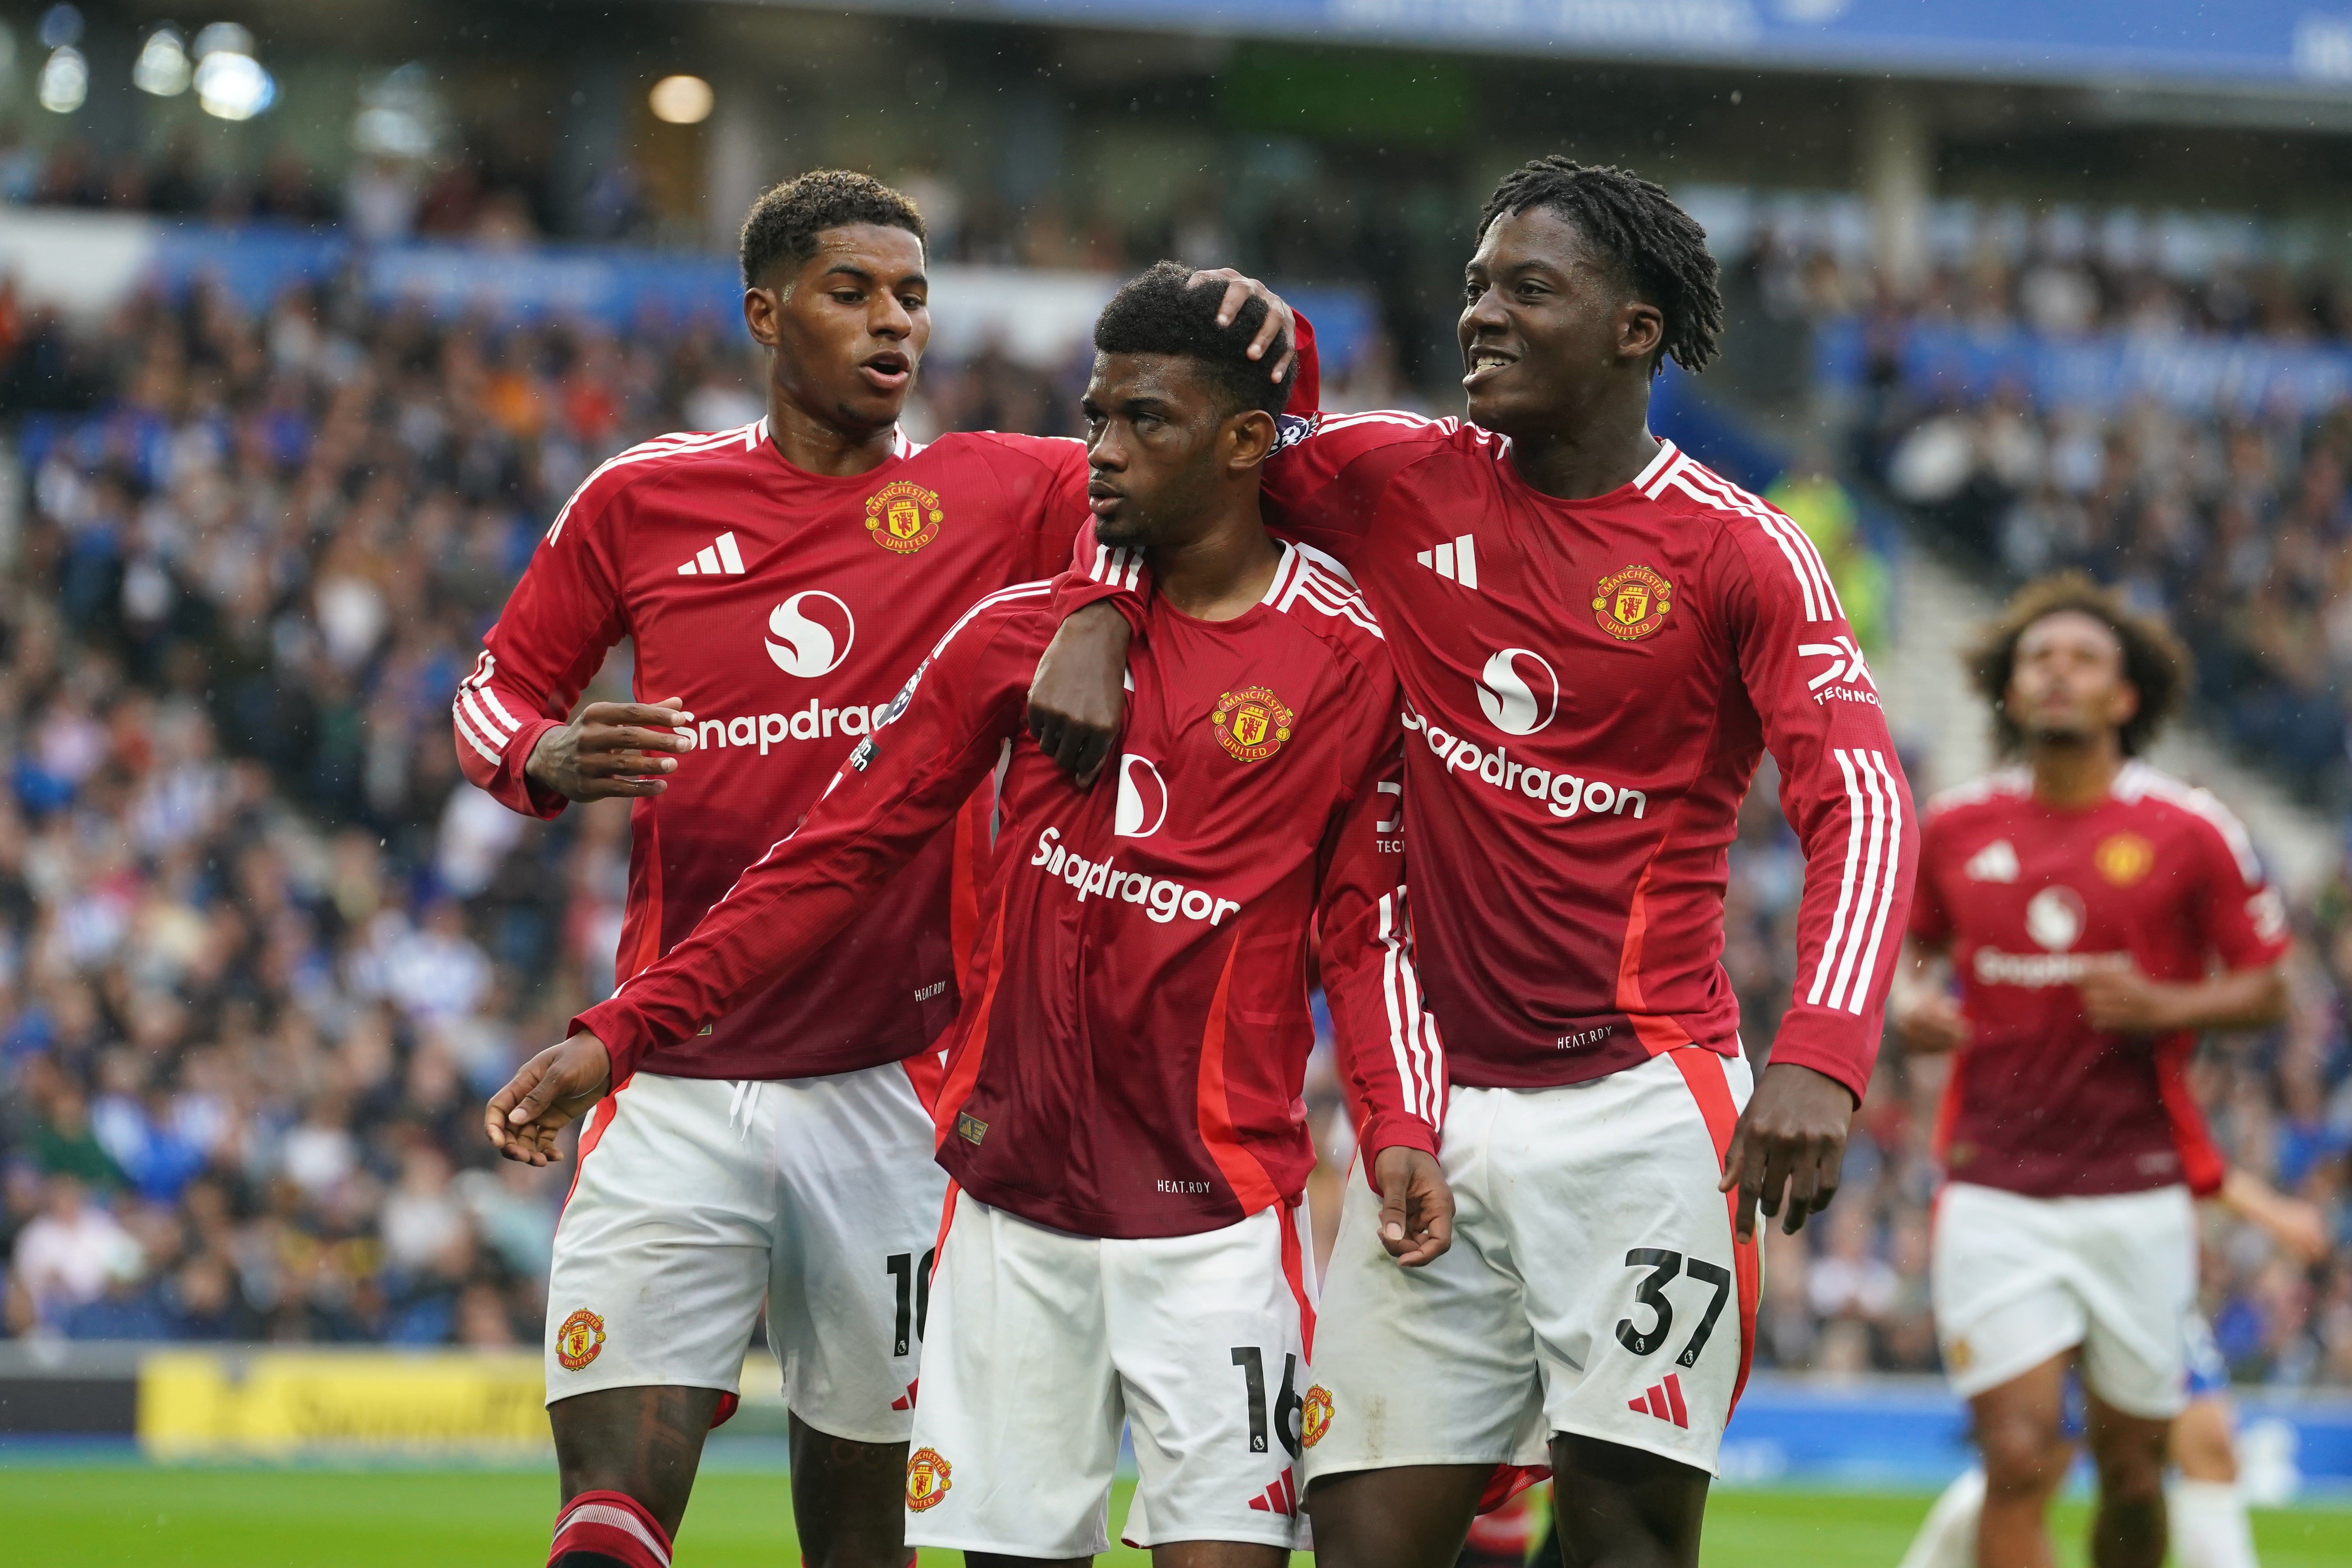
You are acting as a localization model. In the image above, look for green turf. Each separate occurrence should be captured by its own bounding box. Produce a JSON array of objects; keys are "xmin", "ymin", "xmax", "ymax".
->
[{"xmin": 1, "ymin": 1467, "xmax": 2347, "ymax": 1566}]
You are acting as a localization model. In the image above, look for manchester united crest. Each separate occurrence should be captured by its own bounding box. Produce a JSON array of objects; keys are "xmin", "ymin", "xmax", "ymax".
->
[
  {"xmin": 1212, "ymin": 686, "xmax": 1294, "ymax": 763},
  {"xmin": 906, "ymin": 1447, "xmax": 953, "ymax": 1511},
  {"xmin": 1300, "ymin": 1385, "xmax": 1334, "ymax": 1448},
  {"xmin": 1592, "ymin": 564, "xmax": 1674, "ymax": 642},
  {"xmin": 554, "ymin": 1308, "xmax": 606, "ymax": 1371},
  {"xmin": 2095, "ymin": 832, "xmax": 2155, "ymax": 887},
  {"xmin": 864, "ymin": 480, "xmax": 944, "ymax": 555}
]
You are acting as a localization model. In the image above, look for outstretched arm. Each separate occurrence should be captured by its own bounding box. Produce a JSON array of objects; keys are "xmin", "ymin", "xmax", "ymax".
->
[{"xmin": 483, "ymin": 590, "xmax": 1058, "ymax": 1162}]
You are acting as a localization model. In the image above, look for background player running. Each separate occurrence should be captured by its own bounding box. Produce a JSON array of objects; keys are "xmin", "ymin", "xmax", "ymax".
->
[
  {"xmin": 495, "ymin": 262, "xmax": 1453, "ymax": 1568},
  {"xmin": 1894, "ymin": 1162, "xmax": 2330, "ymax": 1568},
  {"xmin": 463, "ymin": 173, "xmax": 1297, "ymax": 1568},
  {"xmin": 1891, "ymin": 573, "xmax": 2291, "ymax": 1568},
  {"xmin": 1031, "ymin": 157, "xmax": 1916, "ymax": 1568}
]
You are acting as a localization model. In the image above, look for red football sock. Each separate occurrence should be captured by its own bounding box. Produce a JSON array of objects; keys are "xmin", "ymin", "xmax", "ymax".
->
[{"xmin": 548, "ymin": 1489, "xmax": 673, "ymax": 1568}]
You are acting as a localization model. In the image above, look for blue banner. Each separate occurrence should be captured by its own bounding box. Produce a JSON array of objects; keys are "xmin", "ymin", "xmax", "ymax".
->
[
  {"xmin": 138, "ymin": 223, "xmax": 1377, "ymax": 370},
  {"xmin": 1725, "ymin": 1376, "xmax": 2352, "ymax": 1493},
  {"xmin": 1813, "ymin": 316, "xmax": 2352, "ymax": 420},
  {"xmin": 833, "ymin": 0, "xmax": 2352, "ymax": 90}
]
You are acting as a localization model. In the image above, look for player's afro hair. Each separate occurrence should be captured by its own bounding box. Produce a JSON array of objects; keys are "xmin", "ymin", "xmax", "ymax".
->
[
  {"xmin": 1970, "ymin": 571, "xmax": 2190, "ymax": 759},
  {"xmin": 1477, "ymin": 156, "xmax": 1724, "ymax": 376},
  {"xmin": 739, "ymin": 170, "xmax": 926, "ymax": 290},
  {"xmin": 1092, "ymin": 261, "xmax": 1297, "ymax": 420}
]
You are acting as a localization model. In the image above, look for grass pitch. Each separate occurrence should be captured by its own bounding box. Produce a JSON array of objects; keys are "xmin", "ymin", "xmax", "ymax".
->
[{"xmin": 4, "ymin": 1465, "xmax": 2348, "ymax": 1566}]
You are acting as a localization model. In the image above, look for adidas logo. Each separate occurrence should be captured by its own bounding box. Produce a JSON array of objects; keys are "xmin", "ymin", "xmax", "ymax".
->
[
  {"xmin": 677, "ymin": 532, "xmax": 747, "ymax": 576},
  {"xmin": 889, "ymin": 1378, "xmax": 919, "ymax": 1412},
  {"xmin": 1245, "ymin": 1469, "xmax": 1299, "ymax": 1517},
  {"xmin": 1415, "ymin": 533, "xmax": 1479, "ymax": 589},
  {"xmin": 1964, "ymin": 839, "xmax": 2020, "ymax": 883},
  {"xmin": 1627, "ymin": 1372, "xmax": 1689, "ymax": 1429}
]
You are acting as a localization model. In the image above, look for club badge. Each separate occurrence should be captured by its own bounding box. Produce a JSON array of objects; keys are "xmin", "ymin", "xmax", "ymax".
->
[
  {"xmin": 555, "ymin": 1308, "xmax": 607, "ymax": 1371},
  {"xmin": 2094, "ymin": 833, "xmax": 2155, "ymax": 887},
  {"xmin": 906, "ymin": 1447, "xmax": 953, "ymax": 1510},
  {"xmin": 1300, "ymin": 1385, "xmax": 1334, "ymax": 1448},
  {"xmin": 1213, "ymin": 686, "xmax": 1294, "ymax": 763},
  {"xmin": 1593, "ymin": 564, "xmax": 1673, "ymax": 642},
  {"xmin": 865, "ymin": 480, "xmax": 944, "ymax": 555}
]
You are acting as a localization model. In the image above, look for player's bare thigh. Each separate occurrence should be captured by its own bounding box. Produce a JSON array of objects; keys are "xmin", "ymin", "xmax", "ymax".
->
[{"xmin": 1306, "ymin": 1434, "xmax": 1711, "ymax": 1568}]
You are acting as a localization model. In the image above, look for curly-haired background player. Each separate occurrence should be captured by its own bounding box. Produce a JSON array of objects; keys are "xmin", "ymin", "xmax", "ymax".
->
[{"xmin": 1892, "ymin": 573, "xmax": 2292, "ymax": 1568}]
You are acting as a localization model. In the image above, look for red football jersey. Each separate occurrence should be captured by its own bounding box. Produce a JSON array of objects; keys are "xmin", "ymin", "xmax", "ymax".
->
[
  {"xmin": 1908, "ymin": 762, "xmax": 2289, "ymax": 1198},
  {"xmin": 1089, "ymin": 414, "xmax": 1916, "ymax": 1101},
  {"xmin": 453, "ymin": 421, "xmax": 1087, "ymax": 1082},
  {"xmin": 575, "ymin": 546, "xmax": 1442, "ymax": 1239}
]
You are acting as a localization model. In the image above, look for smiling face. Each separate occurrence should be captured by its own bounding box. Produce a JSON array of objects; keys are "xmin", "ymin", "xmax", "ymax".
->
[
  {"xmin": 1457, "ymin": 205, "xmax": 1663, "ymax": 438},
  {"xmin": 745, "ymin": 222, "xmax": 931, "ymax": 435},
  {"xmin": 2006, "ymin": 609, "xmax": 2140, "ymax": 748},
  {"xmin": 1081, "ymin": 351, "xmax": 1270, "ymax": 552}
]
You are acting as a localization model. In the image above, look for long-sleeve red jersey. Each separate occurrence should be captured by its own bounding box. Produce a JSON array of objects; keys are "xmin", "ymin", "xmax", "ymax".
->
[
  {"xmin": 575, "ymin": 544, "xmax": 1443, "ymax": 1239},
  {"xmin": 1089, "ymin": 409, "xmax": 1916, "ymax": 1102},
  {"xmin": 453, "ymin": 420, "xmax": 1088, "ymax": 1082}
]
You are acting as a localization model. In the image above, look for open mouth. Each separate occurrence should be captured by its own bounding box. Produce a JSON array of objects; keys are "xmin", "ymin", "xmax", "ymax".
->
[
  {"xmin": 1462, "ymin": 345, "xmax": 1517, "ymax": 387},
  {"xmin": 860, "ymin": 351, "xmax": 911, "ymax": 388}
]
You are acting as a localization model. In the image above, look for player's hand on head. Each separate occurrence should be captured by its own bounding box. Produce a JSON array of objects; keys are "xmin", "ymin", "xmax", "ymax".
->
[
  {"xmin": 1372, "ymin": 1144, "xmax": 1454, "ymax": 1267},
  {"xmin": 2076, "ymin": 965, "xmax": 2179, "ymax": 1035},
  {"xmin": 484, "ymin": 1033, "xmax": 613, "ymax": 1165},
  {"xmin": 1720, "ymin": 1061, "xmax": 1853, "ymax": 1242},
  {"xmin": 524, "ymin": 696, "xmax": 697, "ymax": 802},
  {"xmin": 1188, "ymin": 268, "xmax": 1298, "ymax": 383},
  {"xmin": 1028, "ymin": 602, "xmax": 1131, "ymax": 789}
]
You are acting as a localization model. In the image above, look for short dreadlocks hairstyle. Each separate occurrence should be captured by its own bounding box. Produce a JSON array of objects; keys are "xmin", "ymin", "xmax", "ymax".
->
[
  {"xmin": 1092, "ymin": 261, "xmax": 1297, "ymax": 420},
  {"xmin": 1969, "ymin": 571, "xmax": 2190, "ymax": 759},
  {"xmin": 1476, "ymin": 157, "xmax": 1723, "ymax": 376},
  {"xmin": 739, "ymin": 170, "xmax": 926, "ymax": 290}
]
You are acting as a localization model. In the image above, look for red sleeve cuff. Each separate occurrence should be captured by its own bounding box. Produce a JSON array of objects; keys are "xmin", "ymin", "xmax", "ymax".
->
[
  {"xmin": 1760, "ymin": 1008, "xmax": 1876, "ymax": 1105},
  {"xmin": 1355, "ymin": 1117, "xmax": 1441, "ymax": 1194},
  {"xmin": 512, "ymin": 720, "xmax": 573, "ymax": 818},
  {"xmin": 573, "ymin": 998, "xmax": 657, "ymax": 1083}
]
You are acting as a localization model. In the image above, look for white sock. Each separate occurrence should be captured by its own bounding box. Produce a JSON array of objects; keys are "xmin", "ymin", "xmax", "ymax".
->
[
  {"xmin": 1899, "ymin": 1466, "xmax": 1987, "ymax": 1568},
  {"xmin": 2170, "ymin": 1477, "xmax": 2259, "ymax": 1568}
]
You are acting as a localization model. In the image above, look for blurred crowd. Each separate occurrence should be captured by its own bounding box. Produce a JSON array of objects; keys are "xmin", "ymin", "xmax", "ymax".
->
[
  {"xmin": 0, "ymin": 216, "xmax": 2348, "ymax": 1395},
  {"xmin": 1712, "ymin": 201, "xmax": 2352, "ymax": 800},
  {"xmin": 0, "ymin": 264, "xmax": 766, "ymax": 1344},
  {"xmin": 1868, "ymin": 387, "xmax": 2352, "ymax": 798}
]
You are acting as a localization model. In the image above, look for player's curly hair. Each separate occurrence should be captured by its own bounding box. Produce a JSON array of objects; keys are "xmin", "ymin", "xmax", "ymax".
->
[
  {"xmin": 1476, "ymin": 156, "xmax": 1723, "ymax": 376},
  {"xmin": 1092, "ymin": 261, "xmax": 1297, "ymax": 420},
  {"xmin": 738, "ymin": 170, "xmax": 926, "ymax": 289},
  {"xmin": 1969, "ymin": 571, "xmax": 2190, "ymax": 759}
]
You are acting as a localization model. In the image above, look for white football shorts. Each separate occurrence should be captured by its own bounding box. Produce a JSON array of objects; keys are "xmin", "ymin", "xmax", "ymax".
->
[
  {"xmin": 542, "ymin": 1061, "xmax": 949, "ymax": 1442},
  {"xmin": 903, "ymin": 1191, "xmax": 1317, "ymax": 1557},
  {"xmin": 1306, "ymin": 1047, "xmax": 1759, "ymax": 1480},
  {"xmin": 1931, "ymin": 1179, "xmax": 2196, "ymax": 1419}
]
